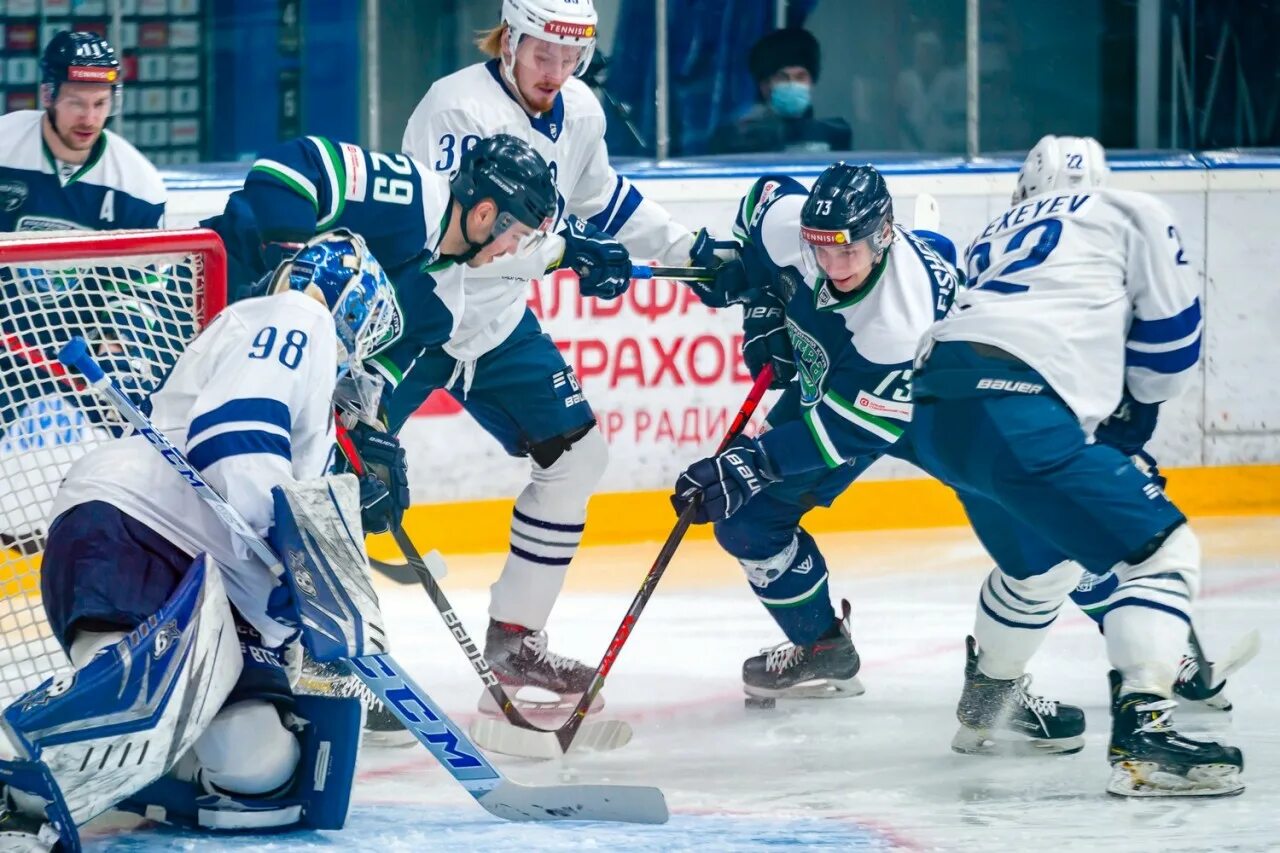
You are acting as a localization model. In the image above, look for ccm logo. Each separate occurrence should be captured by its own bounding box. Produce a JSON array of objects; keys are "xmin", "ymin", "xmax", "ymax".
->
[{"xmin": 976, "ymin": 378, "xmax": 1043, "ymax": 394}]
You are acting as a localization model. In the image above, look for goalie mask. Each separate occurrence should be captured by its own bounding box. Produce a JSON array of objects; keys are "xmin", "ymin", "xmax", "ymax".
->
[{"xmin": 270, "ymin": 230, "xmax": 399, "ymax": 423}]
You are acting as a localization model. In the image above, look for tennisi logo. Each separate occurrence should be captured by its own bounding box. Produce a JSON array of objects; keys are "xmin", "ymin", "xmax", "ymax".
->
[
  {"xmin": 67, "ymin": 66, "xmax": 118, "ymax": 83},
  {"xmin": 544, "ymin": 20, "xmax": 596, "ymax": 38},
  {"xmin": 801, "ymin": 226, "xmax": 848, "ymax": 245}
]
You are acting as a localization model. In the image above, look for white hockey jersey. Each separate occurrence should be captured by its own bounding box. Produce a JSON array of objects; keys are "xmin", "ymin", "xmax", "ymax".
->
[
  {"xmin": 403, "ymin": 59, "xmax": 695, "ymax": 361},
  {"xmin": 51, "ymin": 290, "xmax": 338, "ymax": 648},
  {"xmin": 0, "ymin": 109, "xmax": 165, "ymax": 232},
  {"xmin": 923, "ymin": 187, "xmax": 1201, "ymax": 430}
]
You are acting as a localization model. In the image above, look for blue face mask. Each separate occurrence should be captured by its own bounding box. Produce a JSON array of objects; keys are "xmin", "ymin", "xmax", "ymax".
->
[{"xmin": 770, "ymin": 80, "xmax": 812, "ymax": 118}]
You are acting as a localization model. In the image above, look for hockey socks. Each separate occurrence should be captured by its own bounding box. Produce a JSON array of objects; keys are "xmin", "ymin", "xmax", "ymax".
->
[{"xmin": 742, "ymin": 529, "xmax": 836, "ymax": 646}]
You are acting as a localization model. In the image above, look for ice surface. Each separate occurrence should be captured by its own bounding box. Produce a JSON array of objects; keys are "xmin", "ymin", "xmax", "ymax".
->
[{"xmin": 60, "ymin": 516, "xmax": 1280, "ymax": 851}]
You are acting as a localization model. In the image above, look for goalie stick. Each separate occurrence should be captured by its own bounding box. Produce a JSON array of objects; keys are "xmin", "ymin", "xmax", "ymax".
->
[
  {"xmin": 56, "ymin": 336, "xmax": 668, "ymax": 824},
  {"xmin": 466, "ymin": 364, "xmax": 776, "ymax": 758},
  {"xmin": 334, "ymin": 425, "xmax": 633, "ymax": 760}
]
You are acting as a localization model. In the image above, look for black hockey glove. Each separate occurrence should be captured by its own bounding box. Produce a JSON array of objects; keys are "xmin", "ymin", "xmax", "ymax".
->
[
  {"xmin": 561, "ymin": 215, "xmax": 633, "ymax": 300},
  {"xmin": 684, "ymin": 228, "xmax": 754, "ymax": 308},
  {"xmin": 1094, "ymin": 390, "xmax": 1160, "ymax": 457},
  {"xmin": 742, "ymin": 279, "xmax": 796, "ymax": 390},
  {"xmin": 671, "ymin": 435, "xmax": 779, "ymax": 524},
  {"xmin": 345, "ymin": 423, "xmax": 410, "ymax": 535}
]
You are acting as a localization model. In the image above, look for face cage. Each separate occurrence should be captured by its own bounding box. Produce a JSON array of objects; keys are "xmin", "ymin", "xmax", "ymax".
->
[{"xmin": 331, "ymin": 281, "xmax": 398, "ymax": 424}]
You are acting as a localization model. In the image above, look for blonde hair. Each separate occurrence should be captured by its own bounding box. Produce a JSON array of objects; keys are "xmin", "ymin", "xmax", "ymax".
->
[{"xmin": 475, "ymin": 24, "xmax": 507, "ymax": 58}]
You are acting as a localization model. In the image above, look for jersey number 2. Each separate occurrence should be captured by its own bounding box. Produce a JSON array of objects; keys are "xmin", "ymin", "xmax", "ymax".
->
[
  {"xmin": 249, "ymin": 327, "xmax": 308, "ymax": 369},
  {"xmin": 967, "ymin": 218, "xmax": 1063, "ymax": 294}
]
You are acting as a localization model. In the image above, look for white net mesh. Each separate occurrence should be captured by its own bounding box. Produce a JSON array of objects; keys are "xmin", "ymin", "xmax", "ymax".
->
[{"xmin": 0, "ymin": 230, "xmax": 222, "ymax": 703}]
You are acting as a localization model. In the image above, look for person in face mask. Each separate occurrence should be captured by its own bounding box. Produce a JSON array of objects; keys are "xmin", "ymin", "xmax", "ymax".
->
[{"xmin": 710, "ymin": 27, "xmax": 852, "ymax": 155}]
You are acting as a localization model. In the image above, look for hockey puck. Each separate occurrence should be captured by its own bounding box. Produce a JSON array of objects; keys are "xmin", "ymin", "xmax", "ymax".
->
[{"xmin": 744, "ymin": 696, "xmax": 776, "ymax": 710}]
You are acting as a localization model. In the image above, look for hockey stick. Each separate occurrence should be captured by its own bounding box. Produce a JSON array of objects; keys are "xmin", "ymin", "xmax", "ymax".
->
[
  {"xmin": 470, "ymin": 364, "xmax": 777, "ymax": 757},
  {"xmin": 334, "ymin": 426, "xmax": 633, "ymax": 759},
  {"xmin": 913, "ymin": 192, "xmax": 941, "ymax": 232},
  {"xmin": 630, "ymin": 264, "xmax": 716, "ymax": 282},
  {"xmin": 368, "ymin": 554, "xmax": 429, "ymax": 584},
  {"xmin": 56, "ymin": 336, "xmax": 668, "ymax": 824}
]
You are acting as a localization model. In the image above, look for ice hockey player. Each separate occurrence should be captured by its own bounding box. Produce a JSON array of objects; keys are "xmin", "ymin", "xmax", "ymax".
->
[
  {"xmin": 203, "ymin": 134, "xmax": 558, "ymax": 739},
  {"xmin": 907, "ymin": 134, "xmax": 1243, "ymax": 796},
  {"xmin": 0, "ymin": 31, "xmax": 164, "ymax": 232},
  {"xmin": 0, "ymin": 232, "xmax": 398, "ymax": 849},
  {"xmin": 668, "ymin": 166, "xmax": 990, "ymax": 715},
  {"xmin": 400, "ymin": 0, "xmax": 743, "ymax": 715},
  {"xmin": 0, "ymin": 31, "xmax": 169, "ymax": 555}
]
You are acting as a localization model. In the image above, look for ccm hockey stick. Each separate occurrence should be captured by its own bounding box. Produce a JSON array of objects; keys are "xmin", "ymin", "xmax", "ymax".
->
[
  {"xmin": 58, "ymin": 336, "xmax": 668, "ymax": 824},
  {"xmin": 334, "ymin": 425, "xmax": 633, "ymax": 759},
  {"xmin": 470, "ymin": 364, "xmax": 776, "ymax": 758}
]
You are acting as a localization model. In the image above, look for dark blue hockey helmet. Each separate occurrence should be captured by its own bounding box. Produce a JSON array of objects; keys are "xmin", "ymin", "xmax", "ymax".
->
[
  {"xmin": 449, "ymin": 134, "xmax": 557, "ymax": 255},
  {"xmin": 800, "ymin": 163, "xmax": 894, "ymax": 282},
  {"xmin": 41, "ymin": 31, "xmax": 122, "ymax": 104}
]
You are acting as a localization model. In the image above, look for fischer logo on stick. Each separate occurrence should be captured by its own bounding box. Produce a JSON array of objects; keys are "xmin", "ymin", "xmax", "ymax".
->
[{"xmin": 801, "ymin": 226, "xmax": 848, "ymax": 245}]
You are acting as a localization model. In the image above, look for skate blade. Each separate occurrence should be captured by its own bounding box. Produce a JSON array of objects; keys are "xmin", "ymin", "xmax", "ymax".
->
[
  {"xmin": 743, "ymin": 675, "xmax": 865, "ymax": 701},
  {"xmin": 951, "ymin": 725, "xmax": 1085, "ymax": 756},
  {"xmin": 469, "ymin": 717, "xmax": 633, "ymax": 760},
  {"xmin": 478, "ymin": 686, "xmax": 605, "ymax": 718},
  {"xmin": 1107, "ymin": 761, "xmax": 1244, "ymax": 798},
  {"xmin": 361, "ymin": 727, "xmax": 419, "ymax": 749}
]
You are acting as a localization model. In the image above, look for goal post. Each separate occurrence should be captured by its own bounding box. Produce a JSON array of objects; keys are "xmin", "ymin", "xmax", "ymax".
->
[{"xmin": 0, "ymin": 228, "xmax": 227, "ymax": 702}]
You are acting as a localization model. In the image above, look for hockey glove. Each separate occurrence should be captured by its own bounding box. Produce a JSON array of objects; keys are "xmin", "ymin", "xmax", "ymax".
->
[
  {"xmin": 742, "ymin": 284, "xmax": 796, "ymax": 390},
  {"xmin": 1094, "ymin": 390, "xmax": 1160, "ymax": 457},
  {"xmin": 671, "ymin": 435, "xmax": 779, "ymax": 524},
  {"xmin": 684, "ymin": 228, "xmax": 754, "ymax": 308},
  {"xmin": 561, "ymin": 215, "xmax": 633, "ymax": 300},
  {"xmin": 345, "ymin": 423, "xmax": 410, "ymax": 534}
]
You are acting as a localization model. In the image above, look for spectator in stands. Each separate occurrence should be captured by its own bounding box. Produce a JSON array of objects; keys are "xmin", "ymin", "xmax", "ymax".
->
[
  {"xmin": 896, "ymin": 31, "xmax": 966, "ymax": 152},
  {"xmin": 709, "ymin": 27, "xmax": 852, "ymax": 155}
]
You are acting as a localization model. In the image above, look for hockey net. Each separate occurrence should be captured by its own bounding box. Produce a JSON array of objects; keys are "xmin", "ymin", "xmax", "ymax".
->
[{"xmin": 0, "ymin": 228, "xmax": 226, "ymax": 703}]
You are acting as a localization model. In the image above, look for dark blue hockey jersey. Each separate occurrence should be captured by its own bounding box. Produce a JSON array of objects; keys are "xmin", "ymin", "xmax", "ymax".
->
[{"xmin": 733, "ymin": 175, "xmax": 959, "ymax": 476}]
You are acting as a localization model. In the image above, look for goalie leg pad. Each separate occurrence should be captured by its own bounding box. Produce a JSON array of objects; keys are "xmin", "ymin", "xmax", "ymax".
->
[
  {"xmin": 268, "ymin": 474, "xmax": 387, "ymax": 662},
  {"xmin": 120, "ymin": 693, "xmax": 361, "ymax": 832},
  {"xmin": 0, "ymin": 553, "xmax": 241, "ymax": 850}
]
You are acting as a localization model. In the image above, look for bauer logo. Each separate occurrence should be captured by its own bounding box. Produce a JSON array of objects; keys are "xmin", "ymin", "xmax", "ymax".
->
[
  {"xmin": 801, "ymin": 226, "xmax": 848, "ymax": 245},
  {"xmin": 544, "ymin": 20, "xmax": 596, "ymax": 38}
]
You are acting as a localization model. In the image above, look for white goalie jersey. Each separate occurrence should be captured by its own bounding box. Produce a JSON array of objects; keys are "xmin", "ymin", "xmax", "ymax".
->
[
  {"xmin": 51, "ymin": 290, "xmax": 339, "ymax": 648},
  {"xmin": 924, "ymin": 187, "xmax": 1202, "ymax": 429},
  {"xmin": 403, "ymin": 60, "xmax": 696, "ymax": 361}
]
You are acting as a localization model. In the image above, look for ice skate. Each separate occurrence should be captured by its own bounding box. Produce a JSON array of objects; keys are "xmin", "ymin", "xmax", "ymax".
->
[
  {"xmin": 951, "ymin": 635, "xmax": 1085, "ymax": 755},
  {"xmin": 0, "ymin": 796, "xmax": 54, "ymax": 853},
  {"xmin": 296, "ymin": 658, "xmax": 415, "ymax": 747},
  {"xmin": 1107, "ymin": 670, "xmax": 1244, "ymax": 797},
  {"xmin": 479, "ymin": 620, "xmax": 604, "ymax": 716},
  {"xmin": 742, "ymin": 600, "xmax": 864, "ymax": 700}
]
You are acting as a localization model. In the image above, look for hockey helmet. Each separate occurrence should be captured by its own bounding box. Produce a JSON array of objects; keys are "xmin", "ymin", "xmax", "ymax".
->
[
  {"xmin": 41, "ymin": 31, "xmax": 122, "ymax": 106},
  {"xmin": 799, "ymin": 163, "xmax": 894, "ymax": 283},
  {"xmin": 450, "ymin": 134, "xmax": 557, "ymax": 257},
  {"xmin": 1014, "ymin": 135, "xmax": 1109, "ymax": 204},
  {"xmin": 501, "ymin": 0, "xmax": 598, "ymax": 78}
]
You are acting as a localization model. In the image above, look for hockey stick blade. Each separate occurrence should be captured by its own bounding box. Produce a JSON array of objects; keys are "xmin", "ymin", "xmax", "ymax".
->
[
  {"xmin": 479, "ymin": 778, "xmax": 667, "ymax": 824},
  {"xmin": 469, "ymin": 717, "xmax": 633, "ymax": 760},
  {"xmin": 369, "ymin": 549, "xmax": 448, "ymax": 585},
  {"xmin": 1209, "ymin": 629, "xmax": 1261, "ymax": 688},
  {"xmin": 913, "ymin": 192, "xmax": 941, "ymax": 231},
  {"xmin": 334, "ymin": 425, "xmax": 635, "ymax": 759}
]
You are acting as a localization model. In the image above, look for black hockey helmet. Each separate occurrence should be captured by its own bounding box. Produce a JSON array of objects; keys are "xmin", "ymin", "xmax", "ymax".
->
[
  {"xmin": 450, "ymin": 134, "xmax": 558, "ymax": 237},
  {"xmin": 41, "ymin": 31, "xmax": 122, "ymax": 102},
  {"xmin": 799, "ymin": 163, "xmax": 893, "ymax": 282}
]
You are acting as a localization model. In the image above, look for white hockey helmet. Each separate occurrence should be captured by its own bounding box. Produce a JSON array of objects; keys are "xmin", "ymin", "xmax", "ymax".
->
[
  {"xmin": 501, "ymin": 0, "xmax": 598, "ymax": 77},
  {"xmin": 1013, "ymin": 135, "xmax": 1110, "ymax": 203}
]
